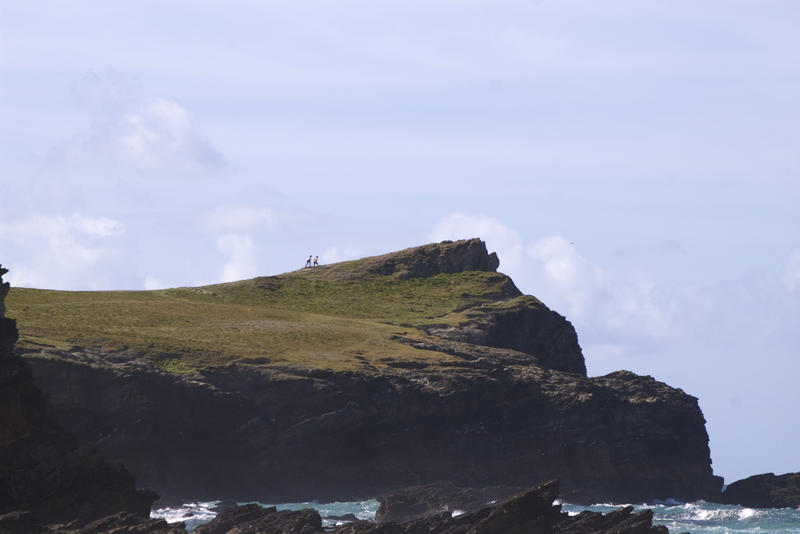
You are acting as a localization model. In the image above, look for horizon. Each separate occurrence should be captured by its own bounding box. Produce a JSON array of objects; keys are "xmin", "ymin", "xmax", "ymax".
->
[{"xmin": 1, "ymin": 1, "xmax": 798, "ymax": 484}]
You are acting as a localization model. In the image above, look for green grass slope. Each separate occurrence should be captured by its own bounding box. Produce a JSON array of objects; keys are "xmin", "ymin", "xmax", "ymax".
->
[{"xmin": 6, "ymin": 242, "xmax": 529, "ymax": 374}]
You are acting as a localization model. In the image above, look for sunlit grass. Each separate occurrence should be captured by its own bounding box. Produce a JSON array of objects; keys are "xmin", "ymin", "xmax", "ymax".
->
[{"xmin": 6, "ymin": 264, "xmax": 520, "ymax": 374}]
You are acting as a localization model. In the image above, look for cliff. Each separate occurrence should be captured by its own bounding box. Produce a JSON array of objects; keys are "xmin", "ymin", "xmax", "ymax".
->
[
  {"xmin": 0, "ymin": 265, "xmax": 159, "ymax": 532},
  {"xmin": 7, "ymin": 240, "xmax": 722, "ymax": 505}
]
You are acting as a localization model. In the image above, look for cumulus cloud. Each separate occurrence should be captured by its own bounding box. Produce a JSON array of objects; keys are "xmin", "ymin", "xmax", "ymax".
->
[
  {"xmin": 428, "ymin": 212, "xmax": 525, "ymax": 272},
  {"xmin": 217, "ymin": 234, "xmax": 258, "ymax": 283},
  {"xmin": 0, "ymin": 214, "xmax": 124, "ymax": 289},
  {"xmin": 429, "ymin": 213, "xmax": 670, "ymax": 349},
  {"xmin": 52, "ymin": 70, "xmax": 225, "ymax": 175},
  {"xmin": 143, "ymin": 275, "xmax": 165, "ymax": 290}
]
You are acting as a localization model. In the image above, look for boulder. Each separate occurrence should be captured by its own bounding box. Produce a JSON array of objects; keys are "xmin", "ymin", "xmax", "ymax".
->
[{"xmin": 719, "ymin": 472, "xmax": 800, "ymax": 508}]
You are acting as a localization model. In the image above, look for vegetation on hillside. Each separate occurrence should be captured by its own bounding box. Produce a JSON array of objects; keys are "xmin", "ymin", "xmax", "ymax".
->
[{"xmin": 6, "ymin": 255, "xmax": 526, "ymax": 374}]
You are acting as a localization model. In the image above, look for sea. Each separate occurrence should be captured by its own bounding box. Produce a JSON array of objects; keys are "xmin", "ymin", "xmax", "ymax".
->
[{"xmin": 151, "ymin": 498, "xmax": 800, "ymax": 533}]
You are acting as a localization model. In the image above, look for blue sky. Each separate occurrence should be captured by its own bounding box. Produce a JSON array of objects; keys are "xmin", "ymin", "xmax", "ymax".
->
[{"xmin": 1, "ymin": 1, "xmax": 798, "ymax": 484}]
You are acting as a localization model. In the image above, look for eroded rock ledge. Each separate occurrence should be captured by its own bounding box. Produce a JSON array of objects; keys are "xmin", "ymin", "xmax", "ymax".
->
[{"xmin": 360, "ymin": 238, "xmax": 501, "ymax": 279}]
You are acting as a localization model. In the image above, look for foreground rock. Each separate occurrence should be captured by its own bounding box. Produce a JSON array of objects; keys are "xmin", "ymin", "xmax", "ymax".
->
[
  {"xmin": 719, "ymin": 472, "xmax": 800, "ymax": 508},
  {"xmin": 340, "ymin": 481, "xmax": 668, "ymax": 534},
  {"xmin": 375, "ymin": 483, "xmax": 522, "ymax": 524},
  {"xmin": 0, "ymin": 266, "xmax": 157, "ymax": 532},
  {"xmin": 178, "ymin": 480, "xmax": 672, "ymax": 534},
  {"xmin": 194, "ymin": 504, "xmax": 323, "ymax": 534},
  {"xmin": 14, "ymin": 242, "xmax": 722, "ymax": 504}
]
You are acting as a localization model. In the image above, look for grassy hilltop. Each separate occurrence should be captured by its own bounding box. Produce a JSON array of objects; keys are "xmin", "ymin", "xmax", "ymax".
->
[{"xmin": 7, "ymin": 240, "xmax": 541, "ymax": 374}]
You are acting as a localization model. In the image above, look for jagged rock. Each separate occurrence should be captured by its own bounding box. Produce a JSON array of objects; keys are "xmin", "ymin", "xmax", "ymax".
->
[
  {"xmin": 425, "ymin": 296, "xmax": 586, "ymax": 375},
  {"xmin": 193, "ymin": 503, "xmax": 323, "ymax": 534},
  {"xmin": 0, "ymin": 265, "xmax": 17, "ymax": 360},
  {"xmin": 75, "ymin": 511, "xmax": 185, "ymax": 534},
  {"xmin": 375, "ymin": 483, "xmax": 521, "ymax": 524},
  {"xmin": 334, "ymin": 480, "xmax": 670, "ymax": 534},
  {"xmin": 0, "ymin": 510, "xmax": 43, "ymax": 534},
  {"xmin": 719, "ymin": 472, "xmax": 800, "ymax": 508},
  {"xmin": 361, "ymin": 239, "xmax": 500, "ymax": 280},
  {"xmin": 0, "ymin": 265, "xmax": 10, "ymax": 319}
]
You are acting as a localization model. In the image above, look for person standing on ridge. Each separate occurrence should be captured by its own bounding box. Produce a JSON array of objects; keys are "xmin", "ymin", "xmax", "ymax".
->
[
  {"xmin": 313, "ymin": 256, "xmax": 319, "ymax": 267},
  {"xmin": 305, "ymin": 255, "xmax": 312, "ymax": 268}
]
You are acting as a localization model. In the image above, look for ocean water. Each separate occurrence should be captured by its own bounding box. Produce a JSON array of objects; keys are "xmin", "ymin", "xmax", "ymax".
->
[
  {"xmin": 152, "ymin": 498, "xmax": 800, "ymax": 533},
  {"xmin": 560, "ymin": 501, "xmax": 800, "ymax": 533}
]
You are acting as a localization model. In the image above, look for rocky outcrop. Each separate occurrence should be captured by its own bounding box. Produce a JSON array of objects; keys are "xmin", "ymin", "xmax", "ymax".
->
[
  {"xmin": 360, "ymin": 239, "xmax": 500, "ymax": 280},
  {"xmin": 719, "ymin": 472, "xmax": 800, "ymax": 508},
  {"xmin": 0, "ymin": 267, "xmax": 158, "ymax": 531},
  {"xmin": 75, "ymin": 512, "xmax": 185, "ymax": 534},
  {"xmin": 426, "ymin": 296, "xmax": 586, "ymax": 375},
  {"xmin": 338, "ymin": 481, "xmax": 669, "ymax": 534},
  {"xmin": 0, "ymin": 266, "xmax": 16, "ymax": 360},
  {"xmin": 375, "ymin": 483, "xmax": 521, "ymax": 524},
  {"xmin": 193, "ymin": 504, "xmax": 323, "ymax": 534}
]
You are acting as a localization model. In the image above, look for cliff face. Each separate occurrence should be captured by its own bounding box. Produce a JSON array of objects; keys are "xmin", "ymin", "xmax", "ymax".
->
[
  {"xmin": 0, "ymin": 266, "xmax": 157, "ymax": 529},
  {"xmin": 9, "ymin": 241, "xmax": 722, "ymax": 505}
]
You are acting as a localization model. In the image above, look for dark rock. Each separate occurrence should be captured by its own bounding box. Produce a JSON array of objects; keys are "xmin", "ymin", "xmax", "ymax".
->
[
  {"xmin": 22, "ymin": 344, "xmax": 721, "ymax": 505},
  {"xmin": 375, "ymin": 483, "xmax": 520, "ymax": 524},
  {"xmin": 0, "ymin": 268, "xmax": 158, "ymax": 530},
  {"xmin": 193, "ymin": 503, "xmax": 323, "ymax": 534},
  {"xmin": 361, "ymin": 239, "xmax": 501, "ymax": 280},
  {"xmin": 425, "ymin": 295, "xmax": 586, "ymax": 375},
  {"xmin": 719, "ymin": 472, "xmax": 800, "ymax": 508},
  {"xmin": 75, "ymin": 511, "xmax": 185, "ymax": 534},
  {"xmin": 325, "ymin": 513, "xmax": 359, "ymax": 522},
  {"xmin": 334, "ymin": 480, "xmax": 670, "ymax": 534},
  {"xmin": 0, "ymin": 510, "xmax": 43, "ymax": 534}
]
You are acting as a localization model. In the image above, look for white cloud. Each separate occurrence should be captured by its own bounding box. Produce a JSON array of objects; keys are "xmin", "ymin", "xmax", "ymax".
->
[
  {"xmin": 143, "ymin": 275, "xmax": 164, "ymax": 290},
  {"xmin": 217, "ymin": 234, "xmax": 258, "ymax": 283},
  {"xmin": 428, "ymin": 212, "xmax": 525, "ymax": 272},
  {"xmin": 782, "ymin": 250, "xmax": 800, "ymax": 293},
  {"xmin": 429, "ymin": 213, "xmax": 670, "ymax": 349},
  {"xmin": 0, "ymin": 214, "xmax": 125, "ymax": 289},
  {"xmin": 52, "ymin": 71, "xmax": 224, "ymax": 175}
]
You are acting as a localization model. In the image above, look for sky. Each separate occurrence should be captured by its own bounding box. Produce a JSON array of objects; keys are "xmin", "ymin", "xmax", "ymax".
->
[{"xmin": 1, "ymin": 0, "xmax": 798, "ymax": 485}]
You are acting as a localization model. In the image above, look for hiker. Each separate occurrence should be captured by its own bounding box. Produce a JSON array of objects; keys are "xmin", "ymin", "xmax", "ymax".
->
[
  {"xmin": 305, "ymin": 255, "xmax": 312, "ymax": 268},
  {"xmin": 313, "ymin": 256, "xmax": 319, "ymax": 267}
]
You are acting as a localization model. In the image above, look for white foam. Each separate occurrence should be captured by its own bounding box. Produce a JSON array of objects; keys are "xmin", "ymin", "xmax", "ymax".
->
[
  {"xmin": 738, "ymin": 508, "xmax": 757, "ymax": 520},
  {"xmin": 151, "ymin": 501, "xmax": 219, "ymax": 530}
]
